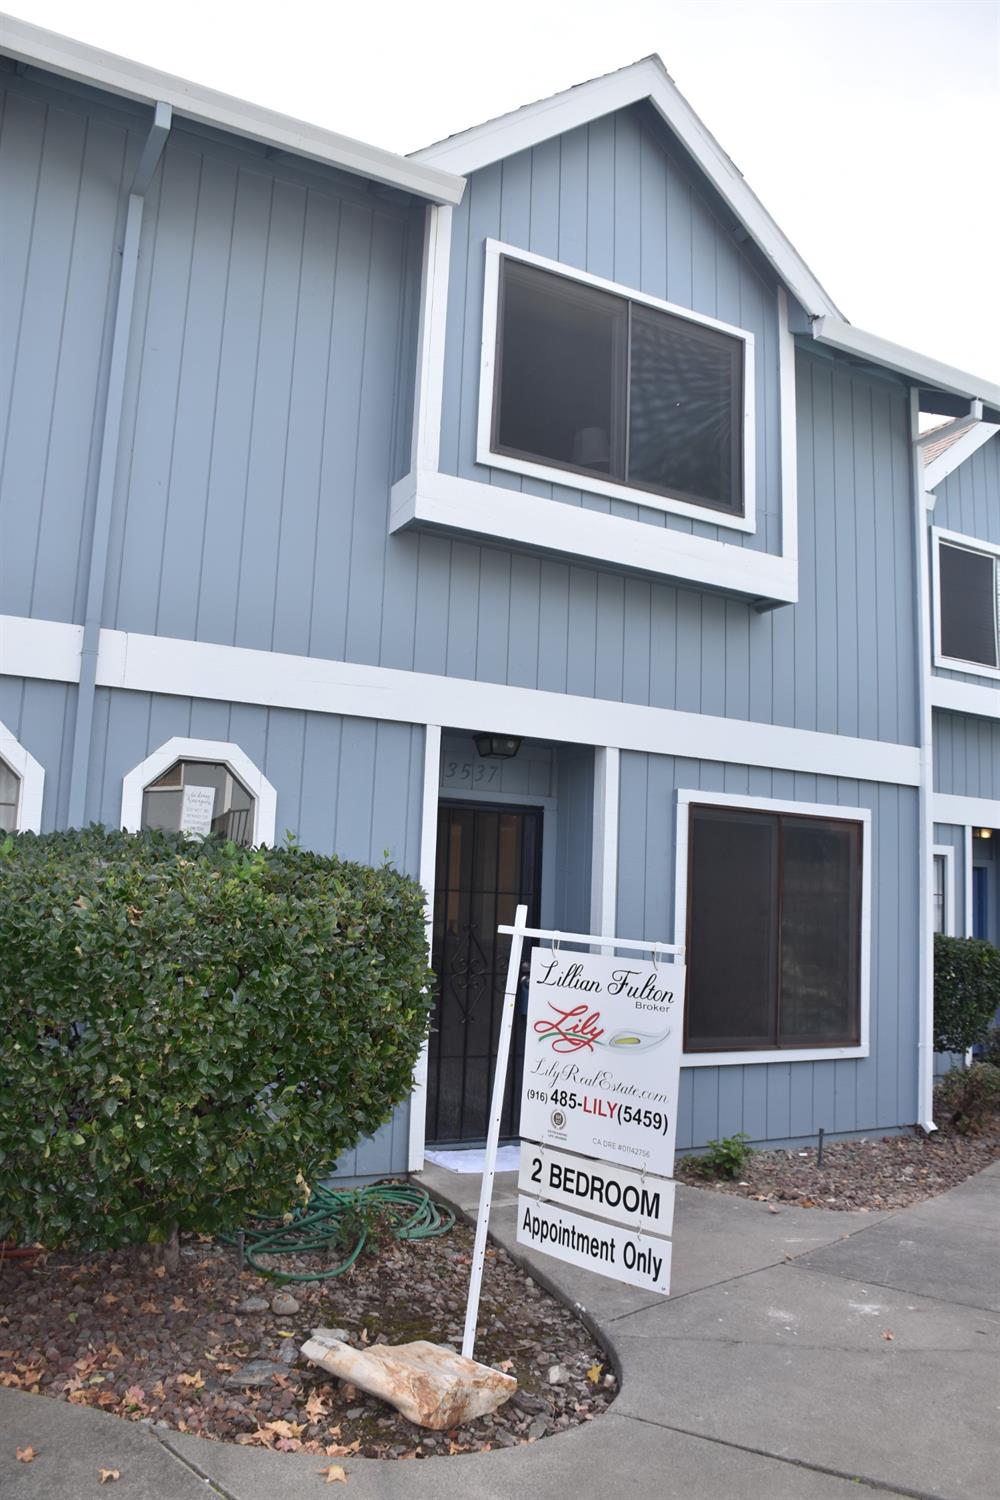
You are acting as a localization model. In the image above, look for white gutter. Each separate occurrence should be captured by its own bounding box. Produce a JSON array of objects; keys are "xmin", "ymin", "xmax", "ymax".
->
[
  {"xmin": 813, "ymin": 317, "xmax": 1000, "ymax": 410},
  {"xmin": 910, "ymin": 386, "xmax": 937, "ymax": 1135},
  {"xmin": 0, "ymin": 13, "xmax": 465, "ymax": 206}
]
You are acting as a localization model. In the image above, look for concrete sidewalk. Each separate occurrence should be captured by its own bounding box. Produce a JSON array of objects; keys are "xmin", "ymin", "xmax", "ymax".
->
[{"xmin": 2, "ymin": 1163, "xmax": 997, "ymax": 1499}]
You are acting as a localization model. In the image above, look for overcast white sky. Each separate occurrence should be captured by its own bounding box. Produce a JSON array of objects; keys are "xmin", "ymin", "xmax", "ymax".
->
[{"xmin": 7, "ymin": 0, "xmax": 999, "ymax": 380}]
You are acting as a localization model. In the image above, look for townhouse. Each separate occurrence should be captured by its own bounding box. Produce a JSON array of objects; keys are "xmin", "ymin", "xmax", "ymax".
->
[{"xmin": 1, "ymin": 16, "xmax": 998, "ymax": 1177}]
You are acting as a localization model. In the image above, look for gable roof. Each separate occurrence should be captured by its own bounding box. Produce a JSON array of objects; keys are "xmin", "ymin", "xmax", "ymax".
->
[
  {"xmin": 923, "ymin": 420, "xmax": 1000, "ymax": 491},
  {"xmin": 0, "ymin": 12, "xmax": 465, "ymax": 206},
  {"xmin": 411, "ymin": 55, "xmax": 845, "ymax": 321}
]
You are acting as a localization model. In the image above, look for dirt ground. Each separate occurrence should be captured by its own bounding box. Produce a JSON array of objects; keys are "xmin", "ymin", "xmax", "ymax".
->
[{"xmin": 0, "ymin": 1216, "xmax": 614, "ymax": 1459}]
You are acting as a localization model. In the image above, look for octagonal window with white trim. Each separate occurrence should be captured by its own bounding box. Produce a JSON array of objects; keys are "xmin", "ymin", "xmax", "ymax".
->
[
  {"xmin": 141, "ymin": 758, "xmax": 255, "ymax": 844},
  {"xmin": 0, "ymin": 756, "xmax": 20, "ymax": 832}
]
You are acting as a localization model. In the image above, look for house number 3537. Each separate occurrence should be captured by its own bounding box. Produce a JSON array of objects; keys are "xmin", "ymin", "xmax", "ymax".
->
[{"xmin": 443, "ymin": 760, "xmax": 500, "ymax": 785}]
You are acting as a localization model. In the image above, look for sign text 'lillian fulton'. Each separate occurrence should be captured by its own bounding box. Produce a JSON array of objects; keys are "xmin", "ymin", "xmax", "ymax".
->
[{"xmin": 519, "ymin": 947, "xmax": 685, "ymax": 1176}]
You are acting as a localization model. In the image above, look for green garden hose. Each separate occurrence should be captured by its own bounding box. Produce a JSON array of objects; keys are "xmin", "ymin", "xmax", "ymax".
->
[{"xmin": 224, "ymin": 1182, "xmax": 454, "ymax": 1283}]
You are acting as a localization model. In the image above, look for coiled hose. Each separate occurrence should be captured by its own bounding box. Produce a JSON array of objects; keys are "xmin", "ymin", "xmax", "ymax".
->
[{"xmin": 224, "ymin": 1182, "xmax": 454, "ymax": 1283}]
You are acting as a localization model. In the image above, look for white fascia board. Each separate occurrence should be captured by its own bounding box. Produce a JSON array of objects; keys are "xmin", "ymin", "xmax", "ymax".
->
[
  {"xmin": 414, "ymin": 57, "xmax": 842, "ymax": 320},
  {"xmin": 924, "ymin": 423, "xmax": 999, "ymax": 492},
  {"xmin": 812, "ymin": 317, "xmax": 1000, "ymax": 409},
  {"xmin": 89, "ymin": 623, "xmax": 920, "ymax": 787},
  {"xmin": 932, "ymin": 792, "xmax": 1000, "ymax": 831},
  {"xmin": 391, "ymin": 470, "xmax": 797, "ymax": 604},
  {"xmin": 0, "ymin": 613, "xmax": 82, "ymax": 682},
  {"xmin": 929, "ymin": 675, "xmax": 1000, "ymax": 719},
  {"xmin": 0, "ymin": 15, "xmax": 465, "ymax": 205}
]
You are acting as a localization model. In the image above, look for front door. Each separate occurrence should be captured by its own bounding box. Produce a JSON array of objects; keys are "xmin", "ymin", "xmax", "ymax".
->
[{"xmin": 428, "ymin": 802, "xmax": 543, "ymax": 1144}]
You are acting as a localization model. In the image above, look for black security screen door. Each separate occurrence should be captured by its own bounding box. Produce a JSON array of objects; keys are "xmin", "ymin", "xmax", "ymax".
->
[{"xmin": 428, "ymin": 802, "xmax": 543, "ymax": 1144}]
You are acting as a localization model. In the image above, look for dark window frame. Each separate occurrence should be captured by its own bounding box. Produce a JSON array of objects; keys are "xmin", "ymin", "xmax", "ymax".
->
[
  {"xmin": 489, "ymin": 255, "xmax": 746, "ymax": 519},
  {"xmin": 684, "ymin": 803, "xmax": 864, "ymax": 1054},
  {"xmin": 937, "ymin": 537, "xmax": 1000, "ymax": 672}
]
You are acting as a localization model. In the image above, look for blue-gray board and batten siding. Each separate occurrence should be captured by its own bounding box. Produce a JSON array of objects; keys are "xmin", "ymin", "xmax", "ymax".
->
[
  {"xmin": 1, "ymin": 63, "xmax": 931, "ymax": 1174},
  {"xmin": 933, "ymin": 712, "xmax": 1000, "ymax": 800},
  {"xmin": 616, "ymin": 754, "xmax": 920, "ymax": 1148},
  {"xmin": 930, "ymin": 434, "xmax": 1000, "ymax": 695},
  {"xmin": 2, "ymin": 67, "xmax": 919, "ymax": 749}
]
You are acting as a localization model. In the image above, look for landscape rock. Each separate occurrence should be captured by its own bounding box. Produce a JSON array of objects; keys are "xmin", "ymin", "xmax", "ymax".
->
[
  {"xmin": 270, "ymin": 1291, "xmax": 300, "ymax": 1316},
  {"xmin": 547, "ymin": 1363, "xmax": 569, "ymax": 1385},
  {"xmin": 237, "ymin": 1296, "xmax": 270, "ymax": 1313},
  {"xmin": 223, "ymin": 1359, "xmax": 286, "ymax": 1390},
  {"xmin": 300, "ymin": 1333, "xmax": 517, "ymax": 1430}
]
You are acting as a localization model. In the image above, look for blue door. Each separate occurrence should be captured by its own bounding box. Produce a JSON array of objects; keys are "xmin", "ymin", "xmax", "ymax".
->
[{"xmin": 972, "ymin": 866, "xmax": 989, "ymax": 940}]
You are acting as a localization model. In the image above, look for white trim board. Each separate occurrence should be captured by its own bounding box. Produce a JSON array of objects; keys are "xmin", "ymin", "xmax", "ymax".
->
[
  {"xmin": 120, "ymin": 737, "xmax": 277, "ymax": 845},
  {"xmin": 86, "ymin": 625, "xmax": 921, "ymax": 786},
  {"xmin": 0, "ymin": 718, "xmax": 45, "ymax": 832},
  {"xmin": 932, "ymin": 792, "xmax": 1000, "ymax": 831},
  {"xmin": 390, "ymin": 469, "xmax": 798, "ymax": 602},
  {"xmin": 812, "ymin": 318, "xmax": 1000, "ymax": 412},
  {"xmin": 925, "ymin": 423, "xmax": 999, "ymax": 493},
  {"xmin": 412, "ymin": 55, "xmax": 842, "ymax": 322},
  {"xmin": 407, "ymin": 724, "xmax": 441, "ymax": 1174},
  {"xmin": 932, "ymin": 843, "xmax": 957, "ymax": 937},
  {"xmin": 476, "ymin": 240, "xmax": 757, "ymax": 533},
  {"xmin": 0, "ymin": 614, "xmax": 83, "ymax": 683},
  {"xmin": 673, "ymin": 788, "xmax": 872, "ymax": 1068},
  {"xmin": 929, "ymin": 674, "xmax": 1000, "ymax": 720},
  {"xmin": 0, "ymin": 15, "xmax": 464, "ymax": 206},
  {"xmin": 591, "ymin": 748, "xmax": 620, "ymax": 947}
]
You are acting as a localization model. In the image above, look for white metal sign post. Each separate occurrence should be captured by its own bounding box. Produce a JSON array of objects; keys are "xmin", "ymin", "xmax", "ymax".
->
[
  {"xmin": 461, "ymin": 908, "xmax": 684, "ymax": 1362},
  {"xmin": 461, "ymin": 904, "xmax": 528, "ymax": 1361}
]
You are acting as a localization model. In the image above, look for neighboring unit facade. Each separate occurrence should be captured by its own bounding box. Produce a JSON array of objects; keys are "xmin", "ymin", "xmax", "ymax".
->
[
  {"xmin": 925, "ymin": 422, "xmax": 1000, "ymax": 953},
  {"xmin": 2, "ymin": 18, "xmax": 998, "ymax": 1176}
]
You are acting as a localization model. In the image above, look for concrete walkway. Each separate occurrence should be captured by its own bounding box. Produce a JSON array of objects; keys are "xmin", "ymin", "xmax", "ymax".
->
[{"xmin": 2, "ymin": 1162, "xmax": 997, "ymax": 1499}]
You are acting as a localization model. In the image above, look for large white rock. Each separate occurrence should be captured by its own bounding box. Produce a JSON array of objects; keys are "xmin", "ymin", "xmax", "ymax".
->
[{"xmin": 299, "ymin": 1333, "xmax": 517, "ymax": 1430}]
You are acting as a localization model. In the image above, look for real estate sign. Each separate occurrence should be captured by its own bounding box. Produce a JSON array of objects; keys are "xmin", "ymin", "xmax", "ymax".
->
[
  {"xmin": 519, "ymin": 946, "xmax": 685, "ymax": 1175},
  {"xmin": 516, "ymin": 943, "xmax": 684, "ymax": 1297}
]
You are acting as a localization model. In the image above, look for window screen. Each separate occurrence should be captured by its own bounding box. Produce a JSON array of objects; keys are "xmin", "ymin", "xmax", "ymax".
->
[
  {"xmin": 687, "ymin": 805, "xmax": 862, "ymax": 1052},
  {"xmin": 141, "ymin": 759, "xmax": 255, "ymax": 845},
  {"xmin": 492, "ymin": 257, "xmax": 744, "ymax": 515},
  {"xmin": 939, "ymin": 543, "xmax": 998, "ymax": 668},
  {"xmin": 0, "ymin": 758, "xmax": 19, "ymax": 832}
]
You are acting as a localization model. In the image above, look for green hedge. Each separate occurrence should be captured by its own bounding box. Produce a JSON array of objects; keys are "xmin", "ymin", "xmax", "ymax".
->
[
  {"xmin": 933, "ymin": 934, "xmax": 1000, "ymax": 1054},
  {"xmin": 0, "ymin": 828, "xmax": 432, "ymax": 1252}
]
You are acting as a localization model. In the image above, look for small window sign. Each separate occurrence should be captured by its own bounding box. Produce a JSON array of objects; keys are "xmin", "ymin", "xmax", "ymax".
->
[{"xmin": 179, "ymin": 784, "xmax": 216, "ymax": 838}]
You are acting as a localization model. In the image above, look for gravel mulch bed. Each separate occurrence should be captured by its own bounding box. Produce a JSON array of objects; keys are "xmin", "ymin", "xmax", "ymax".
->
[
  {"xmin": 674, "ymin": 1119, "xmax": 1000, "ymax": 1210},
  {"xmin": 0, "ymin": 1213, "xmax": 615, "ymax": 1460}
]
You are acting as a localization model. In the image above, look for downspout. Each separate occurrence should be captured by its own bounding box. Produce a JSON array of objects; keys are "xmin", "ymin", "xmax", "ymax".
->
[
  {"xmin": 66, "ymin": 101, "xmax": 172, "ymax": 826},
  {"xmin": 911, "ymin": 388, "xmax": 937, "ymax": 1134}
]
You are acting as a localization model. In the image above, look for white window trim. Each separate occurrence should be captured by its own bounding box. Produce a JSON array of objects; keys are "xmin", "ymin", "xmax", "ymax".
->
[
  {"xmin": 932, "ymin": 843, "xmax": 956, "ymax": 936},
  {"xmin": 476, "ymin": 239, "xmax": 757, "ymax": 534},
  {"xmin": 120, "ymin": 737, "xmax": 277, "ymax": 844},
  {"xmin": 674, "ymin": 788, "xmax": 872, "ymax": 1067},
  {"xmin": 0, "ymin": 719, "xmax": 44, "ymax": 832},
  {"xmin": 931, "ymin": 526, "xmax": 1000, "ymax": 682}
]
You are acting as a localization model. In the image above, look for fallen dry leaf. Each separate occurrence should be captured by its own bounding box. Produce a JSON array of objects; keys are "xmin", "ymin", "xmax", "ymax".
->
[
  {"xmin": 881, "ymin": 1330, "xmax": 895, "ymax": 1341},
  {"xmin": 16, "ymin": 1446, "xmax": 37, "ymax": 1463},
  {"xmin": 765, "ymin": 1202, "xmax": 780, "ymax": 1214},
  {"xmin": 304, "ymin": 1391, "xmax": 329, "ymax": 1422},
  {"xmin": 317, "ymin": 1464, "xmax": 347, "ymax": 1484},
  {"xmin": 176, "ymin": 1370, "xmax": 204, "ymax": 1389},
  {"xmin": 99, "ymin": 1468, "xmax": 121, "ymax": 1483},
  {"xmin": 586, "ymin": 1362, "xmax": 602, "ymax": 1384},
  {"xmin": 495, "ymin": 1358, "xmax": 514, "ymax": 1373},
  {"xmin": 170, "ymin": 1296, "xmax": 188, "ymax": 1313},
  {"xmin": 152, "ymin": 1266, "xmax": 166, "ymax": 1278},
  {"xmin": 325, "ymin": 1439, "xmax": 361, "ymax": 1458}
]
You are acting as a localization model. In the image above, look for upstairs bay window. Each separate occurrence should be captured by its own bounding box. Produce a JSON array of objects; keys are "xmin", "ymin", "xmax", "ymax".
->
[
  {"xmin": 935, "ymin": 531, "xmax": 1000, "ymax": 676},
  {"xmin": 482, "ymin": 245, "xmax": 754, "ymax": 528}
]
